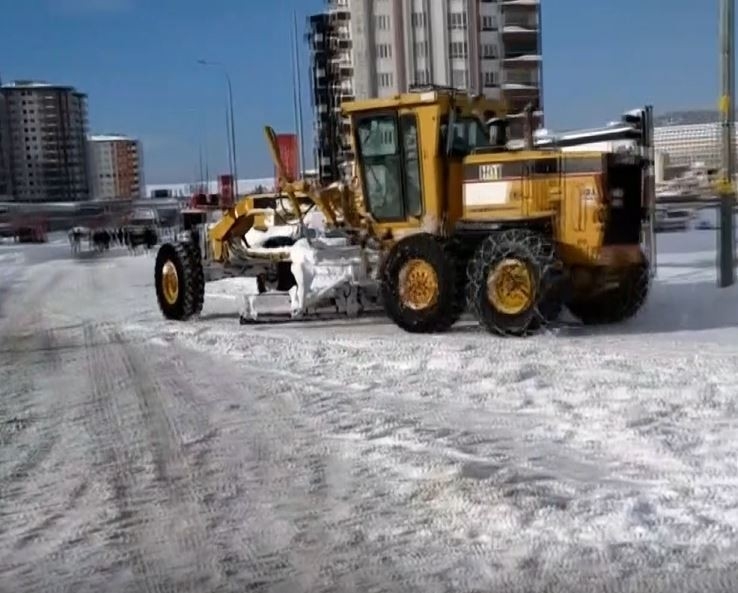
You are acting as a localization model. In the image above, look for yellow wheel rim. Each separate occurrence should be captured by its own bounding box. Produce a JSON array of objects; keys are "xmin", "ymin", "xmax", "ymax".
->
[
  {"xmin": 487, "ymin": 258, "xmax": 535, "ymax": 315},
  {"xmin": 161, "ymin": 260, "xmax": 179, "ymax": 306},
  {"xmin": 398, "ymin": 258, "xmax": 439, "ymax": 311}
]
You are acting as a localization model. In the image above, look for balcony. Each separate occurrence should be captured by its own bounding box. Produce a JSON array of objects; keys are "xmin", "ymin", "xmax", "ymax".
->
[
  {"xmin": 502, "ymin": 11, "xmax": 539, "ymax": 36},
  {"xmin": 503, "ymin": 46, "xmax": 542, "ymax": 66},
  {"xmin": 328, "ymin": 4, "xmax": 350, "ymax": 21},
  {"xmin": 329, "ymin": 38, "xmax": 352, "ymax": 51},
  {"xmin": 502, "ymin": 69, "xmax": 539, "ymax": 90},
  {"xmin": 504, "ymin": 91, "xmax": 542, "ymax": 117}
]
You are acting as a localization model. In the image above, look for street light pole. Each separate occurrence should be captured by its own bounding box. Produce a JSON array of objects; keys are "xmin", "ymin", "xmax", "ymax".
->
[
  {"xmin": 197, "ymin": 59, "xmax": 239, "ymax": 200},
  {"xmin": 718, "ymin": 0, "xmax": 736, "ymax": 287}
]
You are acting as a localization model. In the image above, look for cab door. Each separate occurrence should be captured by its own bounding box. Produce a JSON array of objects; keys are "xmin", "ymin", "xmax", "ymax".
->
[{"xmin": 352, "ymin": 110, "xmax": 425, "ymax": 236}]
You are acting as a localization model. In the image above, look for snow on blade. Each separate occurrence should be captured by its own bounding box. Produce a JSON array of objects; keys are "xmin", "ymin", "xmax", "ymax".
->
[{"xmin": 288, "ymin": 236, "xmax": 370, "ymax": 317}]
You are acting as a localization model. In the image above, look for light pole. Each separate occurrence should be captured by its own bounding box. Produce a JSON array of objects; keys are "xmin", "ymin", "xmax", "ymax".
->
[
  {"xmin": 718, "ymin": 0, "xmax": 736, "ymax": 287},
  {"xmin": 197, "ymin": 59, "xmax": 239, "ymax": 199},
  {"xmin": 191, "ymin": 106, "xmax": 210, "ymax": 190}
]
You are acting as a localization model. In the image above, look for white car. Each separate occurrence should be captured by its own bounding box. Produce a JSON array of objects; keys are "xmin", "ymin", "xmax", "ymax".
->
[{"xmin": 655, "ymin": 206, "xmax": 691, "ymax": 232}]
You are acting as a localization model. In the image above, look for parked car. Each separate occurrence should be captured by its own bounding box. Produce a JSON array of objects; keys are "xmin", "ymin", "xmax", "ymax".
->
[{"xmin": 655, "ymin": 206, "xmax": 692, "ymax": 232}]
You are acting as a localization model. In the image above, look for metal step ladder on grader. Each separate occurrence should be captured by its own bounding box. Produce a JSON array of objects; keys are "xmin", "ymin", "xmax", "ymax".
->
[{"xmin": 154, "ymin": 86, "xmax": 657, "ymax": 336}]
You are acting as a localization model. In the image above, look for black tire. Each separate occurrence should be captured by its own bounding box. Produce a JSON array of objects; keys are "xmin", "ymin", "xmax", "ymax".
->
[
  {"xmin": 381, "ymin": 233, "xmax": 461, "ymax": 333},
  {"xmin": 566, "ymin": 260, "xmax": 650, "ymax": 325},
  {"xmin": 276, "ymin": 261, "xmax": 297, "ymax": 292},
  {"xmin": 154, "ymin": 241, "xmax": 205, "ymax": 321},
  {"xmin": 466, "ymin": 229, "xmax": 564, "ymax": 336}
]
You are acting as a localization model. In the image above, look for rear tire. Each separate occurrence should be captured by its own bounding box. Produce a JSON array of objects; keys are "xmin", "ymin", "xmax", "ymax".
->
[
  {"xmin": 381, "ymin": 233, "xmax": 461, "ymax": 333},
  {"xmin": 154, "ymin": 241, "xmax": 205, "ymax": 321},
  {"xmin": 467, "ymin": 229, "xmax": 564, "ymax": 336},
  {"xmin": 566, "ymin": 259, "xmax": 649, "ymax": 325}
]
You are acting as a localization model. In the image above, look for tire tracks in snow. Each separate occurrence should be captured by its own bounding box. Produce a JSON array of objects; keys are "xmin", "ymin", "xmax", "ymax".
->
[
  {"xmin": 80, "ymin": 320, "xmax": 262, "ymax": 592},
  {"xmin": 81, "ymin": 320, "xmax": 179, "ymax": 593},
  {"xmin": 0, "ymin": 271, "xmax": 66, "ymax": 491},
  {"xmin": 112, "ymin": 325, "xmax": 251, "ymax": 590}
]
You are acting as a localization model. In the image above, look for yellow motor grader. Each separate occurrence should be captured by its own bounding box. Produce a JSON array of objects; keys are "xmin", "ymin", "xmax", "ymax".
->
[{"xmin": 154, "ymin": 86, "xmax": 656, "ymax": 335}]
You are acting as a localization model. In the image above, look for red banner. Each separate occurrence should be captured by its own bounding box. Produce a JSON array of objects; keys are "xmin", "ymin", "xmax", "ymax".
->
[
  {"xmin": 274, "ymin": 133, "xmax": 299, "ymax": 189},
  {"xmin": 219, "ymin": 174, "xmax": 234, "ymax": 207}
]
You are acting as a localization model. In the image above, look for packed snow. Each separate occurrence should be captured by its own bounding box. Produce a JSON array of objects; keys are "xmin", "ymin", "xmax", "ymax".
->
[{"xmin": 1, "ymin": 228, "xmax": 738, "ymax": 592}]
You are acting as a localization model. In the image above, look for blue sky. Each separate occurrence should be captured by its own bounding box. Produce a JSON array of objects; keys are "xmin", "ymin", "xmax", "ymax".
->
[{"xmin": 0, "ymin": 0, "xmax": 723, "ymax": 184}]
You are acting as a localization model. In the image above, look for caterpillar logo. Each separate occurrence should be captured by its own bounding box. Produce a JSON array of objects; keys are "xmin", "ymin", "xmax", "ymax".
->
[{"xmin": 479, "ymin": 164, "xmax": 502, "ymax": 181}]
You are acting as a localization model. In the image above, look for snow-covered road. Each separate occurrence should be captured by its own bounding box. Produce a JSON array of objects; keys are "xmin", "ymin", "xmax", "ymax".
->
[{"xmin": 2, "ymin": 235, "xmax": 738, "ymax": 592}]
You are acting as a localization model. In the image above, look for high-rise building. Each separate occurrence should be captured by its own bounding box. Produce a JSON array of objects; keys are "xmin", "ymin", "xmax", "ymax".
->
[
  {"xmin": 308, "ymin": 7, "xmax": 354, "ymax": 183},
  {"xmin": 1, "ymin": 81, "xmax": 91, "ymax": 202},
  {"xmin": 307, "ymin": 0, "xmax": 543, "ymax": 179},
  {"xmin": 0, "ymin": 92, "xmax": 10, "ymax": 199},
  {"xmin": 88, "ymin": 134, "xmax": 144, "ymax": 200}
]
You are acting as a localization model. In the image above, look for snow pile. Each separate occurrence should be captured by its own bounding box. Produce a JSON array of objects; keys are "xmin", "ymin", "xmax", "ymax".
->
[
  {"xmin": 244, "ymin": 224, "xmax": 299, "ymax": 249},
  {"xmin": 288, "ymin": 237, "xmax": 370, "ymax": 316},
  {"xmin": 0, "ymin": 250, "xmax": 27, "ymax": 314},
  {"xmin": 235, "ymin": 211, "xmax": 370, "ymax": 318},
  {"xmin": 0, "ymin": 251, "xmax": 26, "ymax": 284}
]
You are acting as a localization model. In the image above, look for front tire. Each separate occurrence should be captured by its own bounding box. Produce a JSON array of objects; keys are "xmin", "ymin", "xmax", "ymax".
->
[
  {"xmin": 155, "ymin": 241, "xmax": 205, "ymax": 321},
  {"xmin": 467, "ymin": 229, "xmax": 564, "ymax": 336},
  {"xmin": 381, "ymin": 233, "xmax": 461, "ymax": 333}
]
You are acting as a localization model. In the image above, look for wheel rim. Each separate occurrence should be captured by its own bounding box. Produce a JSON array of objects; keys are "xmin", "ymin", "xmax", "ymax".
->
[
  {"xmin": 161, "ymin": 260, "xmax": 179, "ymax": 305},
  {"xmin": 398, "ymin": 258, "xmax": 439, "ymax": 311},
  {"xmin": 487, "ymin": 258, "xmax": 535, "ymax": 315}
]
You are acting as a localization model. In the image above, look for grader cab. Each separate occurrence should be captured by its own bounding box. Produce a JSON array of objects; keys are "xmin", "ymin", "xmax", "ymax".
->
[{"xmin": 153, "ymin": 87, "xmax": 654, "ymax": 336}]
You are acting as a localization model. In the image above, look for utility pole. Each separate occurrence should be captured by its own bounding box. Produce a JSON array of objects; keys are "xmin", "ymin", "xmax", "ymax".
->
[
  {"xmin": 718, "ymin": 0, "xmax": 736, "ymax": 287},
  {"xmin": 197, "ymin": 60, "xmax": 239, "ymax": 199},
  {"xmin": 293, "ymin": 11, "xmax": 306, "ymax": 177}
]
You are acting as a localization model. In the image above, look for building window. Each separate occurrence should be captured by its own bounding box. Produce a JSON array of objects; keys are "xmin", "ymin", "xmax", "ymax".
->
[
  {"xmin": 449, "ymin": 41, "xmax": 468, "ymax": 59},
  {"xmin": 377, "ymin": 43, "xmax": 392, "ymax": 59},
  {"xmin": 414, "ymin": 41, "xmax": 428, "ymax": 57},
  {"xmin": 483, "ymin": 71, "xmax": 499, "ymax": 87},
  {"xmin": 482, "ymin": 43, "xmax": 498, "ymax": 59},
  {"xmin": 448, "ymin": 12, "xmax": 467, "ymax": 30},
  {"xmin": 411, "ymin": 12, "xmax": 427, "ymax": 28},
  {"xmin": 378, "ymin": 72, "xmax": 394, "ymax": 88},
  {"xmin": 414, "ymin": 70, "xmax": 430, "ymax": 85},
  {"xmin": 482, "ymin": 15, "xmax": 497, "ymax": 30},
  {"xmin": 375, "ymin": 14, "xmax": 390, "ymax": 30},
  {"xmin": 451, "ymin": 69, "xmax": 467, "ymax": 89}
]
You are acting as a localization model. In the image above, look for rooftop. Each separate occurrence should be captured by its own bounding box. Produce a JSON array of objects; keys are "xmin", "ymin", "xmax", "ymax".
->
[
  {"xmin": 89, "ymin": 134, "xmax": 137, "ymax": 142},
  {"xmin": 1, "ymin": 80, "xmax": 86, "ymax": 95}
]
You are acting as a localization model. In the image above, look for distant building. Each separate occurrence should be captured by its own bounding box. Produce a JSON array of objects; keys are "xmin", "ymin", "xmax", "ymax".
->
[
  {"xmin": 145, "ymin": 176, "xmax": 276, "ymax": 199},
  {"xmin": 654, "ymin": 110, "xmax": 719, "ymax": 127},
  {"xmin": 307, "ymin": 9, "xmax": 351, "ymax": 183},
  {"xmin": 654, "ymin": 121, "xmax": 738, "ymax": 174},
  {"xmin": 88, "ymin": 134, "xmax": 144, "ymax": 200},
  {"xmin": 0, "ymin": 92, "xmax": 10, "ymax": 199},
  {"xmin": 1, "ymin": 80, "xmax": 91, "ymax": 202}
]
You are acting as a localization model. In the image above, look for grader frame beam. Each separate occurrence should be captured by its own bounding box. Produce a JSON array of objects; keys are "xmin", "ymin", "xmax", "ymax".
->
[{"xmin": 206, "ymin": 125, "xmax": 362, "ymax": 263}]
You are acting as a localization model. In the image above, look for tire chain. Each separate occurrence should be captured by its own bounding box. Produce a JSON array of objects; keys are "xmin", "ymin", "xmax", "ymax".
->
[{"xmin": 465, "ymin": 229, "xmax": 563, "ymax": 336}]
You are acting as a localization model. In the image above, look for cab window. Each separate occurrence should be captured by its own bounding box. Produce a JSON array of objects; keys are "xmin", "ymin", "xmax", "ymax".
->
[
  {"xmin": 355, "ymin": 112, "xmax": 424, "ymax": 220},
  {"xmin": 399, "ymin": 115, "xmax": 422, "ymax": 217},
  {"xmin": 440, "ymin": 116, "xmax": 500, "ymax": 156},
  {"xmin": 356, "ymin": 115, "xmax": 403, "ymax": 219}
]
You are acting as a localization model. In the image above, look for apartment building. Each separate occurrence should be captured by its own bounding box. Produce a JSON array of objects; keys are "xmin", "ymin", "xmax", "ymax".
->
[
  {"xmin": 308, "ymin": 0, "xmax": 542, "ymax": 179},
  {"xmin": 88, "ymin": 134, "xmax": 144, "ymax": 200},
  {"xmin": 1, "ymin": 81, "xmax": 91, "ymax": 202},
  {"xmin": 0, "ymin": 92, "xmax": 10, "ymax": 199}
]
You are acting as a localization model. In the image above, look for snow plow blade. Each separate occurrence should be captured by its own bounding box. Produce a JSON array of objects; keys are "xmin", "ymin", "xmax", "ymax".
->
[
  {"xmin": 238, "ymin": 287, "xmax": 384, "ymax": 325},
  {"xmin": 238, "ymin": 237, "xmax": 383, "ymax": 323}
]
